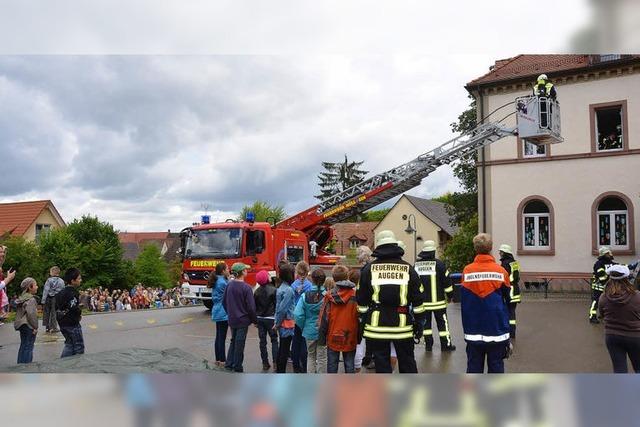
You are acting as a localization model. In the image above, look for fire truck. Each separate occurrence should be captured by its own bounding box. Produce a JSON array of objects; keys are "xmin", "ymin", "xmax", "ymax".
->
[{"xmin": 180, "ymin": 95, "xmax": 562, "ymax": 308}]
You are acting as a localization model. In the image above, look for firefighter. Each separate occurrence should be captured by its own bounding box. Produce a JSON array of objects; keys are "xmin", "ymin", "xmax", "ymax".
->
[
  {"xmin": 532, "ymin": 74, "xmax": 556, "ymax": 100},
  {"xmin": 357, "ymin": 230, "xmax": 426, "ymax": 373},
  {"xmin": 589, "ymin": 246, "xmax": 616, "ymax": 324},
  {"xmin": 498, "ymin": 244, "xmax": 521, "ymax": 339},
  {"xmin": 415, "ymin": 240, "xmax": 456, "ymax": 352}
]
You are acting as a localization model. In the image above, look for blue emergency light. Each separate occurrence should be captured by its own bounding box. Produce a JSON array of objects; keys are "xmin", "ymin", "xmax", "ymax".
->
[
  {"xmin": 201, "ymin": 215, "xmax": 210, "ymax": 224},
  {"xmin": 246, "ymin": 212, "xmax": 255, "ymax": 223}
]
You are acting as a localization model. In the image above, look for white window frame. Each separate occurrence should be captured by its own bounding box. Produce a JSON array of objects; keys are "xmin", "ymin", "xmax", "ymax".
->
[
  {"xmin": 595, "ymin": 106, "xmax": 624, "ymax": 153},
  {"xmin": 349, "ymin": 239, "xmax": 360, "ymax": 249},
  {"xmin": 523, "ymin": 139, "xmax": 546, "ymax": 158},
  {"xmin": 597, "ymin": 209, "xmax": 629, "ymax": 250},
  {"xmin": 523, "ymin": 213, "xmax": 550, "ymax": 249}
]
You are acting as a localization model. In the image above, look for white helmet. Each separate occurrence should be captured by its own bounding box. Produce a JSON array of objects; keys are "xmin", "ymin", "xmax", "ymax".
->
[
  {"xmin": 537, "ymin": 74, "xmax": 548, "ymax": 81},
  {"xmin": 422, "ymin": 240, "xmax": 437, "ymax": 252},
  {"xmin": 599, "ymin": 246, "xmax": 613, "ymax": 257},
  {"xmin": 397, "ymin": 240, "xmax": 407, "ymax": 251},
  {"xmin": 499, "ymin": 244, "xmax": 513, "ymax": 255},
  {"xmin": 375, "ymin": 230, "xmax": 398, "ymax": 248}
]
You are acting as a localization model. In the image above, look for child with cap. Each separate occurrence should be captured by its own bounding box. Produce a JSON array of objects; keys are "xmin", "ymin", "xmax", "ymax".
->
[
  {"xmin": 14, "ymin": 277, "xmax": 39, "ymax": 363},
  {"xmin": 254, "ymin": 270, "xmax": 278, "ymax": 371},
  {"xmin": 598, "ymin": 264, "xmax": 640, "ymax": 373},
  {"xmin": 222, "ymin": 262, "xmax": 257, "ymax": 373}
]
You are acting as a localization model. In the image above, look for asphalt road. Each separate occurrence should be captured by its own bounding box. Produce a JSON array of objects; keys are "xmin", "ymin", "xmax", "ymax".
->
[{"xmin": 0, "ymin": 298, "xmax": 615, "ymax": 373}]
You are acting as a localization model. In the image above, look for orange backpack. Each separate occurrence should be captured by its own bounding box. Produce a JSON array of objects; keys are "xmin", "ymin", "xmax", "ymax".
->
[{"xmin": 320, "ymin": 288, "xmax": 358, "ymax": 352}]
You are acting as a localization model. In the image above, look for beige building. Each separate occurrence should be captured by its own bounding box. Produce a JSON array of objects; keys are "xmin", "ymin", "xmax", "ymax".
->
[
  {"xmin": 467, "ymin": 55, "xmax": 640, "ymax": 277},
  {"xmin": 374, "ymin": 195, "xmax": 456, "ymax": 264},
  {"xmin": 0, "ymin": 200, "xmax": 66, "ymax": 241}
]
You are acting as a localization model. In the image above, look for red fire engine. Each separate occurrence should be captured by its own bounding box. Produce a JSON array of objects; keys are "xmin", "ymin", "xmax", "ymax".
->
[{"xmin": 180, "ymin": 95, "xmax": 562, "ymax": 308}]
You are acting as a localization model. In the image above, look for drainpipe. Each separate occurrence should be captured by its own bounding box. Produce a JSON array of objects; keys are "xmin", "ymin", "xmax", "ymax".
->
[{"xmin": 478, "ymin": 86, "xmax": 487, "ymax": 233}]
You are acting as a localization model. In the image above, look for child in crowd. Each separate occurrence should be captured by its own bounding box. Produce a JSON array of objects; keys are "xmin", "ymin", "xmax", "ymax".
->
[
  {"xmin": 290, "ymin": 261, "xmax": 313, "ymax": 373},
  {"xmin": 319, "ymin": 265, "xmax": 359, "ymax": 373},
  {"xmin": 56, "ymin": 268, "xmax": 85, "ymax": 358},
  {"xmin": 14, "ymin": 277, "xmax": 39, "ymax": 364},
  {"xmin": 294, "ymin": 269, "xmax": 327, "ymax": 373},
  {"xmin": 275, "ymin": 264, "xmax": 296, "ymax": 373}
]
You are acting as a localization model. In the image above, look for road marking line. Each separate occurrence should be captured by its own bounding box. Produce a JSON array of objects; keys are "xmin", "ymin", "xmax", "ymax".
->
[
  {"xmin": 115, "ymin": 321, "xmax": 124, "ymax": 326},
  {"xmin": 147, "ymin": 319, "xmax": 157, "ymax": 325},
  {"xmin": 181, "ymin": 317, "xmax": 194, "ymax": 323},
  {"xmin": 88, "ymin": 324, "xmax": 98, "ymax": 330}
]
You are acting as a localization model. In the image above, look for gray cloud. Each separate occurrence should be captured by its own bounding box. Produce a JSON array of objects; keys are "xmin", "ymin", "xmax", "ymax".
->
[{"xmin": 1, "ymin": 55, "xmax": 492, "ymax": 231}]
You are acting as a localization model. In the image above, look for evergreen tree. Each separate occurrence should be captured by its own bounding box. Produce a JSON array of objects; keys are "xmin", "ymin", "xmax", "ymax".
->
[{"xmin": 316, "ymin": 155, "xmax": 368, "ymax": 202}]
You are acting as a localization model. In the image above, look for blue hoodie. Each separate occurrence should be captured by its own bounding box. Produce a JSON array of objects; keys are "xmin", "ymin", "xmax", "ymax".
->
[
  {"xmin": 275, "ymin": 282, "xmax": 295, "ymax": 338},
  {"xmin": 294, "ymin": 286, "xmax": 325, "ymax": 340},
  {"xmin": 291, "ymin": 278, "xmax": 313, "ymax": 304},
  {"xmin": 211, "ymin": 276, "xmax": 229, "ymax": 322}
]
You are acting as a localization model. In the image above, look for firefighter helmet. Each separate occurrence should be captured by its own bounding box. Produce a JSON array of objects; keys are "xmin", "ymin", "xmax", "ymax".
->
[
  {"xmin": 422, "ymin": 240, "xmax": 437, "ymax": 252},
  {"xmin": 599, "ymin": 246, "xmax": 612, "ymax": 257},
  {"xmin": 397, "ymin": 240, "xmax": 407, "ymax": 251},
  {"xmin": 499, "ymin": 244, "xmax": 513, "ymax": 255},
  {"xmin": 537, "ymin": 74, "xmax": 548, "ymax": 81},
  {"xmin": 375, "ymin": 230, "xmax": 398, "ymax": 248}
]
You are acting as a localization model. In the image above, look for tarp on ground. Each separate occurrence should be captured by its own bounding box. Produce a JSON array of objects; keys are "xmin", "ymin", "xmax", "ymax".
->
[{"xmin": 7, "ymin": 348, "xmax": 222, "ymax": 373}]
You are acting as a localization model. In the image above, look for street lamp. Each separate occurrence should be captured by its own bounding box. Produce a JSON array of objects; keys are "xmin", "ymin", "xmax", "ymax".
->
[{"xmin": 404, "ymin": 213, "xmax": 417, "ymax": 261}]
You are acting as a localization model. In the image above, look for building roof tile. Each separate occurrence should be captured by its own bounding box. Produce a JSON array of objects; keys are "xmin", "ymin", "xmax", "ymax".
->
[{"xmin": 0, "ymin": 200, "xmax": 65, "ymax": 237}]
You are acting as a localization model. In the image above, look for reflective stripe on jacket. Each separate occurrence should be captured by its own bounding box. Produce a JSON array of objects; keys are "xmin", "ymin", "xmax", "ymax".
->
[{"xmin": 461, "ymin": 254, "xmax": 511, "ymax": 343}]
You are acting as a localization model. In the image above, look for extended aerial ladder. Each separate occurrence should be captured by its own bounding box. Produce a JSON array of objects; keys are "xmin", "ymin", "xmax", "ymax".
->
[{"xmin": 277, "ymin": 95, "xmax": 563, "ymax": 258}]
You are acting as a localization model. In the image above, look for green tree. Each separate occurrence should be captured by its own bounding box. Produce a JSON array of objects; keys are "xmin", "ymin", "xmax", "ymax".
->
[
  {"xmin": 442, "ymin": 95, "xmax": 478, "ymax": 226},
  {"xmin": 316, "ymin": 155, "xmax": 368, "ymax": 202},
  {"xmin": 443, "ymin": 214, "xmax": 478, "ymax": 272},
  {"xmin": 238, "ymin": 201, "xmax": 287, "ymax": 223},
  {"xmin": 1, "ymin": 236, "xmax": 45, "ymax": 297},
  {"xmin": 135, "ymin": 244, "xmax": 171, "ymax": 288}
]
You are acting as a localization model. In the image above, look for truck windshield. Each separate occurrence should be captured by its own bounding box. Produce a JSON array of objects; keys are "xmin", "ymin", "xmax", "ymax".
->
[{"xmin": 185, "ymin": 228, "xmax": 242, "ymax": 259}]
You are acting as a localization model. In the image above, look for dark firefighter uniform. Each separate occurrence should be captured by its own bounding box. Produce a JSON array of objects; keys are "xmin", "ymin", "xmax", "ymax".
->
[
  {"xmin": 357, "ymin": 231, "xmax": 426, "ymax": 373},
  {"xmin": 499, "ymin": 245, "xmax": 521, "ymax": 339},
  {"xmin": 532, "ymin": 74, "xmax": 556, "ymax": 100},
  {"xmin": 590, "ymin": 247, "xmax": 616, "ymax": 323},
  {"xmin": 414, "ymin": 241, "xmax": 456, "ymax": 352}
]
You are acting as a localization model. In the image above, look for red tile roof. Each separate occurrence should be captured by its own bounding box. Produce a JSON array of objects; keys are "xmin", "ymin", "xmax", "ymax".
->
[
  {"xmin": 0, "ymin": 200, "xmax": 65, "ymax": 237},
  {"xmin": 466, "ymin": 54, "xmax": 640, "ymax": 88},
  {"xmin": 118, "ymin": 232, "xmax": 170, "ymax": 244},
  {"xmin": 331, "ymin": 222, "xmax": 378, "ymax": 255}
]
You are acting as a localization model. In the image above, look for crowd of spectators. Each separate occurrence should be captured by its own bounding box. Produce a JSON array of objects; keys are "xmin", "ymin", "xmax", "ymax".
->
[{"xmin": 5, "ymin": 284, "xmax": 198, "ymax": 314}]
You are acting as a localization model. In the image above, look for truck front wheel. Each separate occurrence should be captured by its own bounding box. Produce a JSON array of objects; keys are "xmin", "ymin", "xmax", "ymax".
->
[{"xmin": 203, "ymin": 299, "xmax": 213, "ymax": 310}]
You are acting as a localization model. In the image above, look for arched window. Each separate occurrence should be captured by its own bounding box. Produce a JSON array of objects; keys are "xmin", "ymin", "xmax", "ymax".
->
[
  {"xmin": 517, "ymin": 196, "xmax": 555, "ymax": 255},
  {"xmin": 597, "ymin": 196, "xmax": 629, "ymax": 249},
  {"xmin": 523, "ymin": 200, "xmax": 550, "ymax": 248},
  {"xmin": 592, "ymin": 192, "xmax": 635, "ymax": 255}
]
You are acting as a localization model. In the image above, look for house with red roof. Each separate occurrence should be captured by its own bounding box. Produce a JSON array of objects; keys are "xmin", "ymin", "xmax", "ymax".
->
[
  {"xmin": 0, "ymin": 200, "xmax": 66, "ymax": 241},
  {"xmin": 331, "ymin": 222, "xmax": 378, "ymax": 256},
  {"xmin": 118, "ymin": 231, "xmax": 181, "ymax": 262},
  {"xmin": 467, "ymin": 54, "xmax": 640, "ymax": 276}
]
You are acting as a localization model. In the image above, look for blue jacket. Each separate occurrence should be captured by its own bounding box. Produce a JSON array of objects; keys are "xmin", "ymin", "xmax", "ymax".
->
[
  {"xmin": 275, "ymin": 282, "xmax": 296, "ymax": 338},
  {"xmin": 294, "ymin": 286, "xmax": 325, "ymax": 340},
  {"xmin": 211, "ymin": 276, "xmax": 228, "ymax": 322},
  {"xmin": 291, "ymin": 278, "xmax": 313, "ymax": 305},
  {"xmin": 460, "ymin": 254, "xmax": 511, "ymax": 343}
]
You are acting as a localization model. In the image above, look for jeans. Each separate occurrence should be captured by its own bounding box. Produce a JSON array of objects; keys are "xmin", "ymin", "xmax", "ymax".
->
[
  {"xmin": 225, "ymin": 326, "xmax": 248, "ymax": 372},
  {"xmin": 214, "ymin": 321, "xmax": 228, "ymax": 362},
  {"xmin": 277, "ymin": 335, "xmax": 293, "ymax": 373},
  {"xmin": 42, "ymin": 297, "xmax": 59, "ymax": 331},
  {"xmin": 466, "ymin": 341, "xmax": 507, "ymax": 373},
  {"xmin": 17, "ymin": 324, "xmax": 36, "ymax": 364},
  {"xmin": 327, "ymin": 348, "xmax": 356, "ymax": 373},
  {"xmin": 306, "ymin": 339, "xmax": 327, "ymax": 373},
  {"xmin": 605, "ymin": 334, "xmax": 640, "ymax": 373},
  {"xmin": 291, "ymin": 326, "xmax": 307, "ymax": 373},
  {"xmin": 257, "ymin": 319, "xmax": 278, "ymax": 366},
  {"xmin": 60, "ymin": 325, "xmax": 85, "ymax": 358}
]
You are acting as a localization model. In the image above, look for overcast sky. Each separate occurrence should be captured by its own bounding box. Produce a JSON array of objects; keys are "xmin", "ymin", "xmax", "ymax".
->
[{"xmin": 0, "ymin": 1, "xmax": 595, "ymax": 232}]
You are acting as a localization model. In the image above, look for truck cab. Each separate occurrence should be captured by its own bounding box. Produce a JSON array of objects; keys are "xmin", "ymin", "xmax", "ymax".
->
[{"xmin": 179, "ymin": 219, "xmax": 311, "ymax": 309}]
